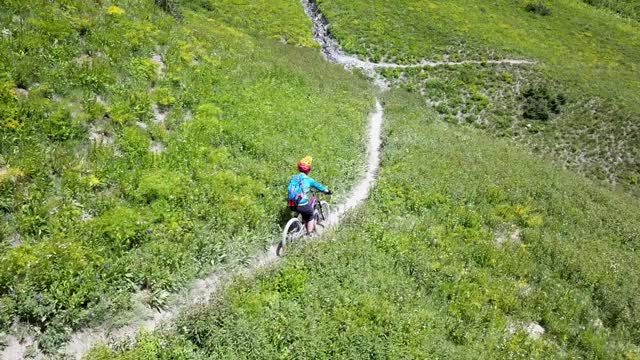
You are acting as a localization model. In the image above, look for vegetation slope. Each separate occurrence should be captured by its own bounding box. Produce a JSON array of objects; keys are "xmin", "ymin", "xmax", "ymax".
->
[
  {"xmin": 581, "ymin": 0, "xmax": 640, "ymax": 21},
  {"xmin": 2, "ymin": 0, "xmax": 640, "ymax": 358},
  {"xmin": 0, "ymin": 0, "xmax": 373, "ymax": 351},
  {"xmin": 318, "ymin": 0, "xmax": 640, "ymax": 194},
  {"xmin": 89, "ymin": 91, "xmax": 640, "ymax": 359}
]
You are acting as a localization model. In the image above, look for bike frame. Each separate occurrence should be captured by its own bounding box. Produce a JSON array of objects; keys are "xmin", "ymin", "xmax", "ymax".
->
[
  {"xmin": 279, "ymin": 189, "xmax": 330, "ymax": 256},
  {"xmin": 292, "ymin": 190, "xmax": 322, "ymax": 222}
]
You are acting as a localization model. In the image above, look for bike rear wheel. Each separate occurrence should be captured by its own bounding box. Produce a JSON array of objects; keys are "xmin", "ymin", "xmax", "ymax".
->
[{"xmin": 278, "ymin": 217, "xmax": 304, "ymax": 256}]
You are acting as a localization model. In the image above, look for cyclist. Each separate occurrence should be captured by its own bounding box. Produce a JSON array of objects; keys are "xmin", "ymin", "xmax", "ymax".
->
[{"xmin": 287, "ymin": 156, "xmax": 332, "ymax": 235}]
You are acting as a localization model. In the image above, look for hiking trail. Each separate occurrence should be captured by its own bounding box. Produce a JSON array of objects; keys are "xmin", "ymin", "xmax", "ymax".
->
[{"xmin": 301, "ymin": 0, "xmax": 535, "ymax": 89}]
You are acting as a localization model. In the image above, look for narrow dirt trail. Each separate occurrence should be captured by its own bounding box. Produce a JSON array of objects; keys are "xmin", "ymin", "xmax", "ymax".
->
[{"xmin": 301, "ymin": 0, "xmax": 534, "ymax": 89}]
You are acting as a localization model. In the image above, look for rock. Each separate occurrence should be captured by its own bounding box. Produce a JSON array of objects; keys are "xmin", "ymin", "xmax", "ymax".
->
[
  {"xmin": 506, "ymin": 321, "xmax": 545, "ymax": 340},
  {"xmin": 14, "ymin": 88, "xmax": 29, "ymax": 97},
  {"xmin": 184, "ymin": 110, "xmax": 193, "ymax": 122},
  {"xmin": 495, "ymin": 225, "xmax": 522, "ymax": 247},
  {"xmin": 150, "ymin": 141, "xmax": 166, "ymax": 155},
  {"xmin": 81, "ymin": 211, "xmax": 93, "ymax": 222},
  {"xmin": 153, "ymin": 105, "xmax": 169, "ymax": 124},
  {"xmin": 74, "ymin": 54, "xmax": 92, "ymax": 66},
  {"xmin": 510, "ymin": 228, "xmax": 522, "ymax": 242},
  {"xmin": 9, "ymin": 233, "xmax": 22, "ymax": 248},
  {"xmin": 95, "ymin": 95, "xmax": 107, "ymax": 106},
  {"xmin": 151, "ymin": 53, "xmax": 166, "ymax": 76},
  {"xmin": 89, "ymin": 125, "xmax": 114, "ymax": 145},
  {"xmin": 135, "ymin": 121, "xmax": 148, "ymax": 130},
  {"xmin": 524, "ymin": 322, "xmax": 545, "ymax": 340},
  {"xmin": 591, "ymin": 318, "xmax": 604, "ymax": 330}
]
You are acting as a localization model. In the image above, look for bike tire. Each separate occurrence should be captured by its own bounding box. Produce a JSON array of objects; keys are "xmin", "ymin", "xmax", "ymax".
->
[
  {"xmin": 278, "ymin": 217, "xmax": 304, "ymax": 256},
  {"xmin": 314, "ymin": 201, "xmax": 331, "ymax": 225},
  {"xmin": 320, "ymin": 201, "xmax": 330, "ymax": 223}
]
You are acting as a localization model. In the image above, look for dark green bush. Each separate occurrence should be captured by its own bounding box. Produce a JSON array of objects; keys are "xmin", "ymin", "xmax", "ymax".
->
[
  {"xmin": 521, "ymin": 85, "xmax": 565, "ymax": 121},
  {"xmin": 525, "ymin": 2, "xmax": 552, "ymax": 16},
  {"xmin": 155, "ymin": 0, "xmax": 183, "ymax": 20}
]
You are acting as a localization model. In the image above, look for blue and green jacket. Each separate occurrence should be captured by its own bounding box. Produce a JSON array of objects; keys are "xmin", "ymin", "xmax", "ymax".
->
[{"xmin": 291, "ymin": 173, "xmax": 327, "ymax": 206}]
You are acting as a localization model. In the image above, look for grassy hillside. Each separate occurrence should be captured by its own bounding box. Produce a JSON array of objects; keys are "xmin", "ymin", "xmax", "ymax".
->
[
  {"xmin": 582, "ymin": 0, "xmax": 640, "ymax": 21},
  {"xmin": 0, "ymin": 0, "xmax": 374, "ymax": 350},
  {"xmin": 317, "ymin": 0, "xmax": 640, "ymax": 193},
  {"xmin": 184, "ymin": 0, "xmax": 317, "ymax": 47},
  {"xmin": 88, "ymin": 91, "xmax": 640, "ymax": 358}
]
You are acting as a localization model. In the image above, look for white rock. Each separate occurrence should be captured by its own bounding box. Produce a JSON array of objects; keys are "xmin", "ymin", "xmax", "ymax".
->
[
  {"xmin": 183, "ymin": 110, "xmax": 193, "ymax": 122},
  {"xmin": 9, "ymin": 233, "xmax": 22, "ymax": 248},
  {"xmin": 524, "ymin": 322, "xmax": 545, "ymax": 340},
  {"xmin": 506, "ymin": 321, "xmax": 545, "ymax": 340},
  {"xmin": 150, "ymin": 142, "xmax": 166, "ymax": 154},
  {"xmin": 14, "ymin": 88, "xmax": 29, "ymax": 97},
  {"xmin": 153, "ymin": 105, "xmax": 169, "ymax": 124},
  {"xmin": 591, "ymin": 319, "xmax": 604, "ymax": 329},
  {"xmin": 151, "ymin": 54, "xmax": 166, "ymax": 76},
  {"xmin": 81, "ymin": 211, "xmax": 93, "ymax": 222},
  {"xmin": 89, "ymin": 129, "xmax": 114, "ymax": 145}
]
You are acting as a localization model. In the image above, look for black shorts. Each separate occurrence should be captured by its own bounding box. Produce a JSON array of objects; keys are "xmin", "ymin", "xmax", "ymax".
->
[{"xmin": 291, "ymin": 204, "xmax": 314, "ymax": 222}]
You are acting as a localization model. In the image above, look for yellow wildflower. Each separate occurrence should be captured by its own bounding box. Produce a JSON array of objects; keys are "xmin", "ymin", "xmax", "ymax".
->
[{"xmin": 107, "ymin": 5, "xmax": 125, "ymax": 16}]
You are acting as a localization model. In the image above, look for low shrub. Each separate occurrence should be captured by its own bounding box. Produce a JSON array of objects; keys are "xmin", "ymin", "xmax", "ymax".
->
[
  {"xmin": 137, "ymin": 169, "xmax": 190, "ymax": 203},
  {"xmin": 520, "ymin": 85, "xmax": 566, "ymax": 121},
  {"xmin": 91, "ymin": 207, "xmax": 150, "ymax": 251},
  {"xmin": 154, "ymin": 0, "xmax": 183, "ymax": 20},
  {"xmin": 525, "ymin": 2, "xmax": 552, "ymax": 16}
]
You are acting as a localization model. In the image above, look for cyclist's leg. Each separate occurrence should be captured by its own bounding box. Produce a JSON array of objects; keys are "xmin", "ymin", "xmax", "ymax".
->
[{"xmin": 296, "ymin": 204, "xmax": 314, "ymax": 234}]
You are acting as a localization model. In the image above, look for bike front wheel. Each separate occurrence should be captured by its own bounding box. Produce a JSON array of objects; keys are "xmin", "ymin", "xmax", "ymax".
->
[
  {"xmin": 278, "ymin": 217, "xmax": 304, "ymax": 256},
  {"xmin": 314, "ymin": 201, "xmax": 331, "ymax": 226},
  {"xmin": 320, "ymin": 201, "xmax": 330, "ymax": 223}
]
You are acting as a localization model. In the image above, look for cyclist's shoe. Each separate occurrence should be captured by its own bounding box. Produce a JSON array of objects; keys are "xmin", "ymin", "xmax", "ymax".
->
[{"xmin": 306, "ymin": 232, "xmax": 319, "ymax": 239}]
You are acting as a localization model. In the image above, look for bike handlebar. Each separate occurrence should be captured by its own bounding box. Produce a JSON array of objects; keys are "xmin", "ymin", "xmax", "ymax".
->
[{"xmin": 310, "ymin": 189, "xmax": 332, "ymax": 195}]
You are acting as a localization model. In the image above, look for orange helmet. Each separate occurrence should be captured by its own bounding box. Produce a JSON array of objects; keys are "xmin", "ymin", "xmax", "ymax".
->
[{"xmin": 297, "ymin": 156, "xmax": 313, "ymax": 174}]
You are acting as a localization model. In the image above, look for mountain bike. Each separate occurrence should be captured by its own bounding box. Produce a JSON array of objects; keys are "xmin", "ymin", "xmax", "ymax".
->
[{"xmin": 277, "ymin": 190, "xmax": 331, "ymax": 256}]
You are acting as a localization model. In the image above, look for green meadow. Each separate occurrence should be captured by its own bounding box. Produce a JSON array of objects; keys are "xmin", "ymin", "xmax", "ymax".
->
[
  {"xmin": 90, "ymin": 91, "xmax": 640, "ymax": 359},
  {"xmin": 319, "ymin": 0, "xmax": 640, "ymax": 192},
  {"xmin": 1, "ymin": 0, "xmax": 639, "ymax": 358}
]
